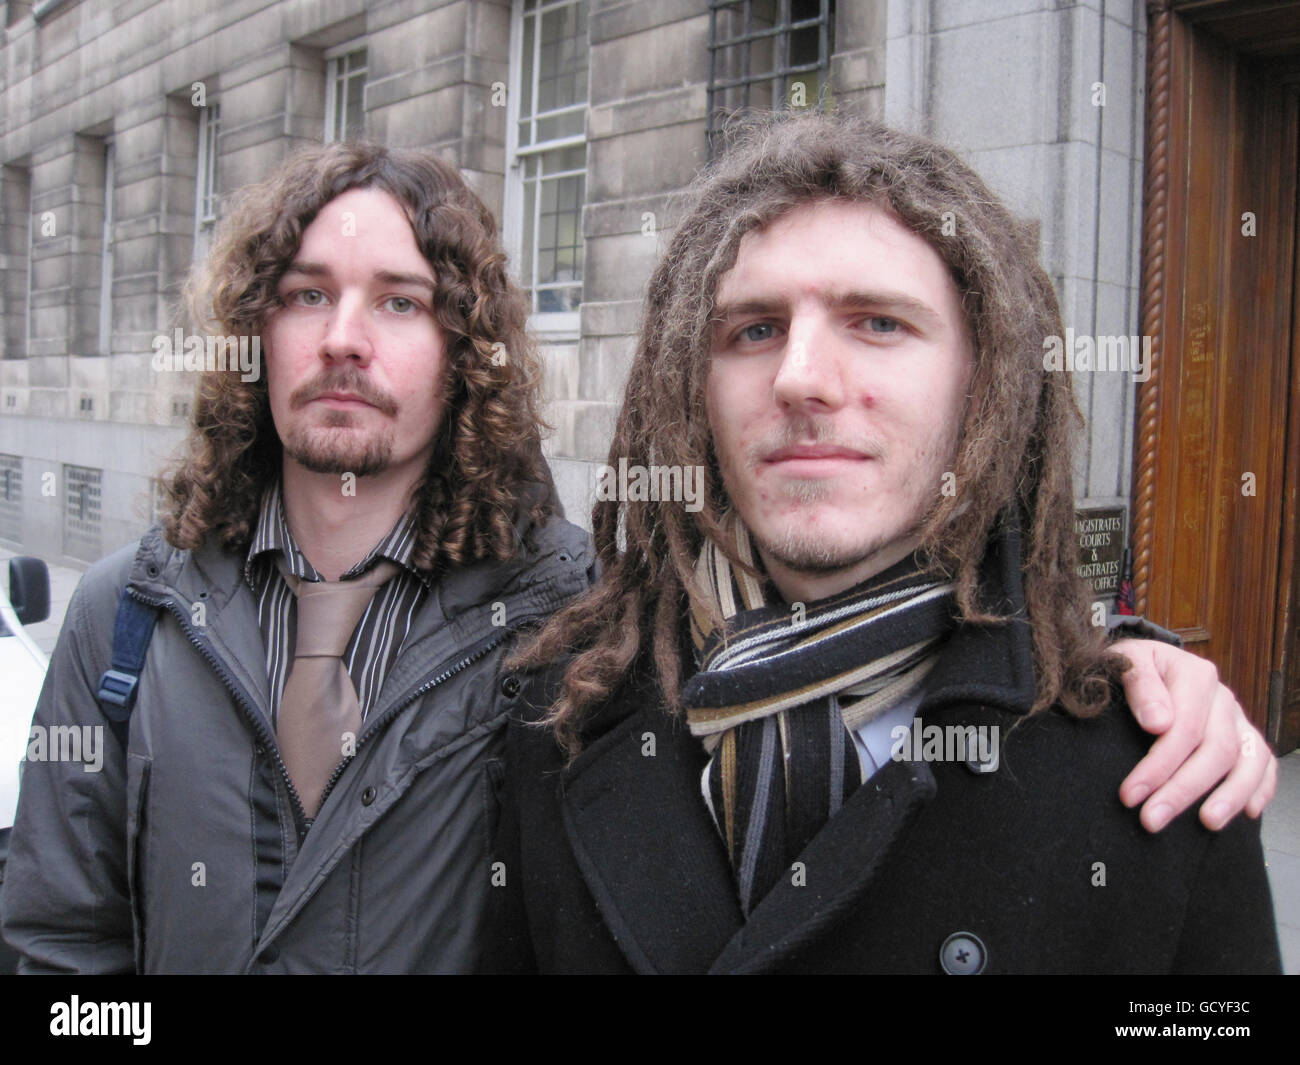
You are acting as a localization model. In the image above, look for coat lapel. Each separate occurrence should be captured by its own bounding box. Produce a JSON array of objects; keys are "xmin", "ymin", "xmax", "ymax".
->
[
  {"xmin": 561, "ymin": 516, "xmax": 1035, "ymax": 974},
  {"xmin": 561, "ymin": 704, "xmax": 940, "ymax": 974},
  {"xmin": 710, "ymin": 757, "xmax": 936, "ymax": 973},
  {"xmin": 560, "ymin": 705, "xmax": 745, "ymax": 973}
]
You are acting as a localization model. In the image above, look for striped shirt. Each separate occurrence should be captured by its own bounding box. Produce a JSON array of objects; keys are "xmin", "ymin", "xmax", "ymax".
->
[{"xmin": 244, "ymin": 481, "xmax": 430, "ymax": 726}]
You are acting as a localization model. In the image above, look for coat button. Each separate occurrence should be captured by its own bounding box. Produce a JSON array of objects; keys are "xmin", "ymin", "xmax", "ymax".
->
[
  {"xmin": 260, "ymin": 946, "xmax": 279, "ymax": 964},
  {"xmin": 940, "ymin": 932, "xmax": 987, "ymax": 974},
  {"xmin": 361, "ymin": 786, "xmax": 377, "ymax": 805},
  {"xmin": 500, "ymin": 674, "xmax": 520, "ymax": 698}
]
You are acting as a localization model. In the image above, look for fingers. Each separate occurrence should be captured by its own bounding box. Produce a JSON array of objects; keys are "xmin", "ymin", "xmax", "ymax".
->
[
  {"xmin": 1191, "ymin": 724, "xmax": 1275, "ymax": 829},
  {"xmin": 1111, "ymin": 638, "xmax": 1175, "ymax": 734},
  {"xmin": 1119, "ymin": 649, "xmax": 1219, "ymax": 812},
  {"xmin": 1245, "ymin": 749, "xmax": 1279, "ymax": 819},
  {"xmin": 1109, "ymin": 638, "xmax": 1277, "ymax": 831},
  {"xmin": 1133, "ymin": 682, "xmax": 1249, "ymax": 831}
]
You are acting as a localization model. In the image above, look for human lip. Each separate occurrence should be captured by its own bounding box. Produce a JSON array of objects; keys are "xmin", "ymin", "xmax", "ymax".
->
[
  {"xmin": 762, "ymin": 444, "xmax": 870, "ymax": 465},
  {"xmin": 313, "ymin": 391, "xmax": 376, "ymax": 408}
]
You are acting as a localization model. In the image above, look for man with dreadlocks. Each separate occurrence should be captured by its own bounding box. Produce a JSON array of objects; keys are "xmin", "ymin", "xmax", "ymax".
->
[{"xmin": 488, "ymin": 112, "xmax": 1281, "ymax": 974}]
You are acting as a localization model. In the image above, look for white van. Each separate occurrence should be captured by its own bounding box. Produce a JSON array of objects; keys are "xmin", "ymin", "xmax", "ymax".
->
[{"xmin": 0, "ymin": 557, "xmax": 50, "ymax": 972}]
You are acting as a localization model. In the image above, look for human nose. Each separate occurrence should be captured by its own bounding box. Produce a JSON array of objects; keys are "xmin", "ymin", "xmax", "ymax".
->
[
  {"xmin": 771, "ymin": 310, "xmax": 844, "ymax": 413},
  {"xmin": 319, "ymin": 292, "xmax": 374, "ymax": 366}
]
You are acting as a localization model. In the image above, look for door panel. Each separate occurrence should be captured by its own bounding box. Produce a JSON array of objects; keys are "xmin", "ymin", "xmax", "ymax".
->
[{"xmin": 1135, "ymin": 4, "xmax": 1299, "ymax": 746}]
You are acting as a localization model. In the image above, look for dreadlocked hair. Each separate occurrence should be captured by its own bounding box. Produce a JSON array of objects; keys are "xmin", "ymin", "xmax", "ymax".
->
[{"xmin": 513, "ymin": 109, "xmax": 1123, "ymax": 757}]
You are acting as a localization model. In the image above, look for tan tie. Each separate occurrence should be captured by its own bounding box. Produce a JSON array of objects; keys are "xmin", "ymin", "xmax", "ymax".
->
[{"xmin": 275, "ymin": 558, "xmax": 400, "ymax": 818}]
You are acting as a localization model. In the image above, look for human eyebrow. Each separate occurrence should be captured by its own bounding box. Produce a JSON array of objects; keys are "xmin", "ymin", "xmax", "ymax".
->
[
  {"xmin": 280, "ymin": 261, "xmax": 331, "ymax": 282},
  {"xmin": 827, "ymin": 290, "xmax": 946, "ymax": 331},
  {"xmin": 279, "ymin": 262, "xmax": 435, "ymax": 295},
  {"xmin": 373, "ymin": 269, "xmax": 436, "ymax": 295},
  {"xmin": 712, "ymin": 290, "xmax": 946, "ymax": 332},
  {"xmin": 710, "ymin": 298, "xmax": 789, "ymax": 327}
]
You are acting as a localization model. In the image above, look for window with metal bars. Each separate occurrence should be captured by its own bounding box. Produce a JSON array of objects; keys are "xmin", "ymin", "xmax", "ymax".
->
[
  {"xmin": 707, "ymin": 0, "xmax": 835, "ymax": 151},
  {"xmin": 63, "ymin": 464, "xmax": 102, "ymax": 563},
  {"xmin": 0, "ymin": 454, "xmax": 21, "ymax": 543}
]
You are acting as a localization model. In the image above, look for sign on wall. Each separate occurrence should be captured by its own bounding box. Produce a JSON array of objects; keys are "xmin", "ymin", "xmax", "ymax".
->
[{"xmin": 1075, "ymin": 507, "xmax": 1125, "ymax": 597}]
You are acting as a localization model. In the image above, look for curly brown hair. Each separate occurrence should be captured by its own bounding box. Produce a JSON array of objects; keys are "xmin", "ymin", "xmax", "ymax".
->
[
  {"xmin": 161, "ymin": 141, "xmax": 553, "ymax": 570},
  {"xmin": 514, "ymin": 110, "xmax": 1122, "ymax": 756}
]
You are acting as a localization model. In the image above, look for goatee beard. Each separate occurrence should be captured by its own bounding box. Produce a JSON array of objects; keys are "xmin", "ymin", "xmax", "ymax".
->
[{"xmin": 283, "ymin": 414, "xmax": 396, "ymax": 477}]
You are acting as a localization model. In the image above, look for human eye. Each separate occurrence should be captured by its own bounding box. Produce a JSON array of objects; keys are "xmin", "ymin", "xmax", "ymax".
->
[
  {"xmin": 864, "ymin": 315, "xmax": 902, "ymax": 334},
  {"xmin": 289, "ymin": 288, "xmax": 328, "ymax": 307},
  {"xmin": 384, "ymin": 295, "xmax": 419, "ymax": 314},
  {"xmin": 735, "ymin": 321, "xmax": 779, "ymax": 344}
]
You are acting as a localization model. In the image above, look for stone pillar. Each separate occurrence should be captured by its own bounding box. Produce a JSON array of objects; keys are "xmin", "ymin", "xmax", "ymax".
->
[{"xmin": 886, "ymin": 0, "xmax": 1146, "ymax": 509}]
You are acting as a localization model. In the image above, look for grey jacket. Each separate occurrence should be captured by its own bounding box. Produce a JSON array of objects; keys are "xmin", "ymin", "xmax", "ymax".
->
[{"xmin": 0, "ymin": 513, "xmax": 591, "ymax": 973}]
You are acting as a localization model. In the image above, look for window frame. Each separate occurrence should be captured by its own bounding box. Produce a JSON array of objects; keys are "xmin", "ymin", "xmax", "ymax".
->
[
  {"xmin": 24, "ymin": 177, "xmax": 34, "ymax": 359},
  {"xmin": 706, "ymin": 0, "xmax": 835, "ymax": 152},
  {"xmin": 323, "ymin": 39, "xmax": 369, "ymax": 144},
  {"xmin": 98, "ymin": 139, "xmax": 115, "ymax": 357},
  {"xmin": 504, "ymin": 0, "xmax": 589, "ymax": 338},
  {"xmin": 193, "ymin": 100, "xmax": 221, "ymax": 260}
]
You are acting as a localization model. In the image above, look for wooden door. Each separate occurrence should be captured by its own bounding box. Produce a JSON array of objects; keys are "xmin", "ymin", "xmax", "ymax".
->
[{"xmin": 1134, "ymin": 0, "xmax": 1300, "ymax": 751}]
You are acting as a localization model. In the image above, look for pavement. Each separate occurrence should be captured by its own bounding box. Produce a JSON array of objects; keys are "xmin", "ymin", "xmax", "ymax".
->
[{"xmin": 1, "ymin": 545, "xmax": 1297, "ymax": 972}]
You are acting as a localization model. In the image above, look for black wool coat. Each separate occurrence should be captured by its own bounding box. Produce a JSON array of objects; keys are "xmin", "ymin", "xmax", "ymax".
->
[{"xmin": 483, "ymin": 531, "xmax": 1282, "ymax": 975}]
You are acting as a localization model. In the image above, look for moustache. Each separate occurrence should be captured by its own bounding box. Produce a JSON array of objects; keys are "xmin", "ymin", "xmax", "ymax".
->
[
  {"xmin": 745, "ymin": 419, "xmax": 885, "ymax": 466},
  {"xmin": 289, "ymin": 370, "xmax": 399, "ymax": 417}
]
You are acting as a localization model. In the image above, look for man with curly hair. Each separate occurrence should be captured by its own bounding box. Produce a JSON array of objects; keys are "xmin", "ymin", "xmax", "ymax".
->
[
  {"xmin": 0, "ymin": 144, "xmax": 592, "ymax": 973},
  {"xmin": 0, "ymin": 132, "xmax": 1274, "ymax": 976},
  {"xmin": 490, "ymin": 112, "xmax": 1282, "ymax": 973}
]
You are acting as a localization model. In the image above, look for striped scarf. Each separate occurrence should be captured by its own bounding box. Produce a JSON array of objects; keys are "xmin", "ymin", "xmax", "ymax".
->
[{"xmin": 683, "ymin": 514, "xmax": 956, "ymax": 915}]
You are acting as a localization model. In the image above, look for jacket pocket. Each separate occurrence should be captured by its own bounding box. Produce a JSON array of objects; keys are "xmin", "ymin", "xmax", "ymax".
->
[{"xmin": 124, "ymin": 752, "xmax": 152, "ymax": 974}]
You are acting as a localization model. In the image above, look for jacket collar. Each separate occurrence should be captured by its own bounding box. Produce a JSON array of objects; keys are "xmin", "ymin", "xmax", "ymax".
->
[
  {"xmin": 558, "ymin": 516, "xmax": 1036, "ymax": 973},
  {"xmin": 918, "ymin": 512, "xmax": 1037, "ymax": 718},
  {"xmin": 126, "ymin": 487, "xmax": 592, "ymax": 685},
  {"xmin": 244, "ymin": 479, "xmax": 432, "ymax": 589}
]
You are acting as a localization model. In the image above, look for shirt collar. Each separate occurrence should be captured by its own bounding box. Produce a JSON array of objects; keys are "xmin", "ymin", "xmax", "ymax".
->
[{"xmin": 245, "ymin": 480, "xmax": 431, "ymax": 588}]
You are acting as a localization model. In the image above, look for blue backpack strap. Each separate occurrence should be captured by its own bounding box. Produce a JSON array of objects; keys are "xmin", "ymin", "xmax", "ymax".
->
[{"xmin": 97, "ymin": 590, "xmax": 161, "ymax": 747}]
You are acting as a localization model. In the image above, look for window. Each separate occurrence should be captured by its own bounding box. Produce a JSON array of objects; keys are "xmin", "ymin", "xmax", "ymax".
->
[
  {"xmin": 24, "ymin": 176, "xmax": 33, "ymax": 360},
  {"xmin": 506, "ymin": 0, "xmax": 588, "ymax": 329},
  {"xmin": 0, "ymin": 454, "xmax": 21, "ymax": 544},
  {"xmin": 1, "ymin": 164, "xmax": 32, "ymax": 360},
  {"xmin": 98, "ymin": 140, "xmax": 115, "ymax": 356},
  {"xmin": 194, "ymin": 102, "xmax": 221, "ymax": 259},
  {"xmin": 707, "ymin": 0, "xmax": 835, "ymax": 148},
  {"xmin": 150, "ymin": 476, "xmax": 169, "ymax": 526},
  {"xmin": 63, "ymin": 464, "xmax": 102, "ymax": 563},
  {"xmin": 324, "ymin": 44, "xmax": 367, "ymax": 142}
]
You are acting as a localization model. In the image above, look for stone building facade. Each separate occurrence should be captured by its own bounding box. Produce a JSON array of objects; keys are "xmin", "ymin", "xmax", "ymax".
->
[{"xmin": 0, "ymin": 0, "xmax": 1145, "ymax": 565}]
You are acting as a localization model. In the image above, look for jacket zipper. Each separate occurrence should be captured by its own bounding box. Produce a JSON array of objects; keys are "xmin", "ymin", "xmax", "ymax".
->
[
  {"xmin": 315, "ymin": 622, "xmax": 531, "ymax": 809},
  {"xmin": 130, "ymin": 586, "xmax": 545, "ymax": 825},
  {"xmin": 125, "ymin": 588, "xmax": 312, "ymax": 827}
]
